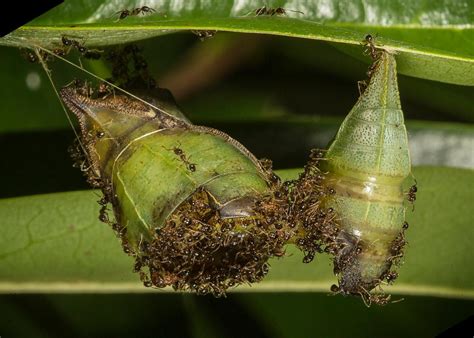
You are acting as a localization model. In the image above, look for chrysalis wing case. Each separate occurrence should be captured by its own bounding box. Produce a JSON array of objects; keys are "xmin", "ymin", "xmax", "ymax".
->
[
  {"xmin": 60, "ymin": 85, "xmax": 302, "ymax": 296},
  {"xmin": 320, "ymin": 51, "xmax": 412, "ymax": 305}
]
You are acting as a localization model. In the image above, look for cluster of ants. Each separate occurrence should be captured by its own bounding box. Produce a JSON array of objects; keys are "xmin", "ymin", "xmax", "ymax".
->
[
  {"xmin": 132, "ymin": 187, "xmax": 287, "ymax": 295},
  {"xmin": 104, "ymin": 44, "xmax": 156, "ymax": 89}
]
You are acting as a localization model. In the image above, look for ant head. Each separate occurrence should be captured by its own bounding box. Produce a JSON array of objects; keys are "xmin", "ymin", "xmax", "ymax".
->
[
  {"xmin": 365, "ymin": 33, "xmax": 379, "ymax": 42},
  {"xmin": 62, "ymin": 36, "xmax": 71, "ymax": 46},
  {"xmin": 120, "ymin": 10, "xmax": 129, "ymax": 19}
]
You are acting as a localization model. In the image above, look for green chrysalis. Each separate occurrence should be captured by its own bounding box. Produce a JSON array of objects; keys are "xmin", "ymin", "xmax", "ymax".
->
[
  {"xmin": 319, "ymin": 50, "xmax": 413, "ymax": 305},
  {"xmin": 60, "ymin": 83, "xmax": 327, "ymax": 295}
]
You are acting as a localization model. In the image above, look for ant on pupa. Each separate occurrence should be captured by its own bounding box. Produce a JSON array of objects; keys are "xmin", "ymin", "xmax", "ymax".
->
[
  {"xmin": 165, "ymin": 143, "xmax": 197, "ymax": 172},
  {"xmin": 357, "ymin": 34, "xmax": 383, "ymax": 95},
  {"xmin": 407, "ymin": 180, "xmax": 418, "ymax": 211}
]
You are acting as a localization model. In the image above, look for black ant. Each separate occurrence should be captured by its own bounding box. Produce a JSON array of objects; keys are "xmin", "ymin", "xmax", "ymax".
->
[
  {"xmin": 98, "ymin": 197, "xmax": 111, "ymax": 224},
  {"xmin": 252, "ymin": 6, "xmax": 304, "ymax": 16},
  {"xmin": 363, "ymin": 34, "xmax": 381, "ymax": 61},
  {"xmin": 385, "ymin": 271, "xmax": 398, "ymax": 284},
  {"xmin": 171, "ymin": 146, "xmax": 183, "ymax": 156},
  {"xmin": 21, "ymin": 49, "xmax": 38, "ymax": 63},
  {"xmin": 61, "ymin": 36, "xmax": 85, "ymax": 52},
  {"xmin": 116, "ymin": 6, "xmax": 156, "ymax": 20},
  {"xmin": 97, "ymin": 82, "xmax": 114, "ymax": 98},
  {"xmin": 21, "ymin": 48, "xmax": 57, "ymax": 64},
  {"xmin": 255, "ymin": 6, "xmax": 304, "ymax": 16},
  {"xmin": 61, "ymin": 36, "xmax": 74, "ymax": 47},
  {"xmin": 357, "ymin": 79, "xmax": 368, "ymax": 96},
  {"xmin": 61, "ymin": 35, "xmax": 102, "ymax": 59},
  {"xmin": 407, "ymin": 180, "xmax": 418, "ymax": 211},
  {"xmin": 357, "ymin": 34, "xmax": 382, "ymax": 95},
  {"xmin": 53, "ymin": 48, "xmax": 66, "ymax": 56},
  {"xmin": 191, "ymin": 30, "xmax": 217, "ymax": 41},
  {"xmin": 167, "ymin": 145, "xmax": 197, "ymax": 172}
]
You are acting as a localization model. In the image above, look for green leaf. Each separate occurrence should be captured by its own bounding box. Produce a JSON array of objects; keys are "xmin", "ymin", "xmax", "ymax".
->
[
  {"xmin": 0, "ymin": 166, "xmax": 472, "ymax": 299},
  {"xmin": 0, "ymin": 0, "xmax": 472, "ymax": 85}
]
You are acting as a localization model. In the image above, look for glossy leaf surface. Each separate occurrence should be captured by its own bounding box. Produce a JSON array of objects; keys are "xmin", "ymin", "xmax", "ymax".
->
[
  {"xmin": 1, "ymin": 0, "xmax": 472, "ymax": 85},
  {"xmin": 0, "ymin": 167, "xmax": 472, "ymax": 300}
]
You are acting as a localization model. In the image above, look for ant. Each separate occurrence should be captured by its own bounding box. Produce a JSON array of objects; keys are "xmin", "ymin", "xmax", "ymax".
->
[
  {"xmin": 20, "ymin": 48, "xmax": 56, "ymax": 64},
  {"xmin": 402, "ymin": 221, "xmax": 409, "ymax": 230},
  {"xmin": 53, "ymin": 48, "xmax": 66, "ymax": 56},
  {"xmin": 97, "ymin": 82, "xmax": 114, "ymax": 98},
  {"xmin": 98, "ymin": 197, "xmax": 112, "ymax": 224},
  {"xmin": 167, "ymin": 144, "xmax": 197, "ymax": 172},
  {"xmin": 21, "ymin": 49, "xmax": 38, "ymax": 63},
  {"xmin": 385, "ymin": 271, "xmax": 398, "ymax": 284},
  {"xmin": 357, "ymin": 79, "xmax": 368, "ymax": 96},
  {"xmin": 61, "ymin": 35, "xmax": 103, "ymax": 59},
  {"xmin": 115, "ymin": 6, "xmax": 156, "ymax": 20},
  {"xmin": 191, "ymin": 30, "xmax": 217, "ymax": 41},
  {"xmin": 357, "ymin": 34, "xmax": 382, "ymax": 95},
  {"xmin": 362, "ymin": 34, "xmax": 381, "ymax": 61},
  {"xmin": 249, "ymin": 6, "xmax": 304, "ymax": 16},
  {"xmin": 407, "ymin": 180, "xmax": 418, "ymax": 211},
  {"xmin": 61, "ymin": 35, "xmax": 86, "ymax": 53}
]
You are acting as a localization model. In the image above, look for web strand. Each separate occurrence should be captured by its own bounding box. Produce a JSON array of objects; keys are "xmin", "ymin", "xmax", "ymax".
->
[
  {"xmin": 29, "ymin": 42, "xmax": 176, "ymax": 120},
  {"xmin": 33, "ymin": 47, "xmax": 88, "ymax": 154}
]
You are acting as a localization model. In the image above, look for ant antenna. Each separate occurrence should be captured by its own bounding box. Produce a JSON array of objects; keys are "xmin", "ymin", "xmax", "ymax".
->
[{"xmin": 285, "ymin": 9, "xmax": 304, "ymax": 15}]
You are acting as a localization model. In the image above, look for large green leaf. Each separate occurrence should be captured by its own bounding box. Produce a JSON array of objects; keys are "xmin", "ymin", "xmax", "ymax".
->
[
  {"xmin": 0, "ymin": 166, "xmax": 472, "ymax": 300},
  {"xmin": 0, "ymin": 0, "xmax": 472, "ymax": 85}
]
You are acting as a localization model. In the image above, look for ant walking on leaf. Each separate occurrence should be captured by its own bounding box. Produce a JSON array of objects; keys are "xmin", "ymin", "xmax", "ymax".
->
[
  {"xmin": 60, "ymin": 36, "xmax": 102, "ymax": 59},
  {"xmin": 246, "ymin": 6, "xmax": 304, "ymax": 16},
  {"xmin": 115, "ymin": 6, "xmax": 156, "ymax": 20}
]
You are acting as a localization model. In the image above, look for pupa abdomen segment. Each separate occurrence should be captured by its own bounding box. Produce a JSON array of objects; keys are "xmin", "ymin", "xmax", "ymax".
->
[
  {"xmin": 110, "ymin": 124, "xmax": 271, "ymax": 248},
  {"xmin": 322, "ymin": 52, "xmax": 411, "ymax": 301}
]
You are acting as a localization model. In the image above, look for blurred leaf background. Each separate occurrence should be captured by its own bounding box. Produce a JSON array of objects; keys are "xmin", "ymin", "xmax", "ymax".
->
[{"xmin": 0, "ymin": 0, "xmax": 473, "ymax": 337}]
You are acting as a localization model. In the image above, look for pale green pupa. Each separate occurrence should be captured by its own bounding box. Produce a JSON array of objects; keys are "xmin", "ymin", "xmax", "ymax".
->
[{"xmin": 320, "ymin": 51, "xmax": 412, "ymax": 305}]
